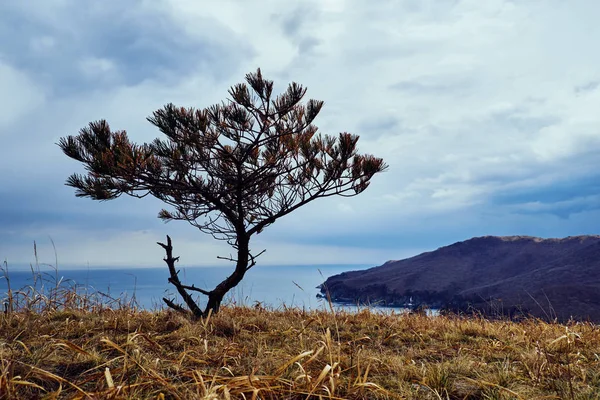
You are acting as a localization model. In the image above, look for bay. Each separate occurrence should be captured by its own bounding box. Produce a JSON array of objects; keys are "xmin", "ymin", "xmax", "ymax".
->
[{"xmin": 0, "ymin": 264, "xmax": 413, "ymax": 313}]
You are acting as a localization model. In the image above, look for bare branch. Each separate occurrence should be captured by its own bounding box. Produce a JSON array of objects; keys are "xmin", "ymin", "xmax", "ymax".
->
[
  {"xmin": 178, "ymin": 284, "xmax": 211, "ymax": 296},
  {"xmin": 162, "ymin": 297, "xmax": 188, "ymax": 314},
  {"xmin": 157, "ymin": 235, "xmax": 204, "ymax": 319},
  {"xmin": 247, "ymin": 249, "xmax": 267, "ymax": 271},
  {"xmin": 217, "ymin": 255, "xmax": 237, "ymax": 263}
]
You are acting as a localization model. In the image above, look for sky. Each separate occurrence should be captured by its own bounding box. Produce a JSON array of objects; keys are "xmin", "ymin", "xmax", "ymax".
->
[{"xmin": 0, "ymin": 0, "xmax": 599, "ymax": 269}]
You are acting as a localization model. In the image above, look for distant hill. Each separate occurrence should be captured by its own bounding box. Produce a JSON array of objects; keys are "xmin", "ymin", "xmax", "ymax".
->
[{"xmin": 320, "ymin": 235, "xmax": 600, "ymax": 322}]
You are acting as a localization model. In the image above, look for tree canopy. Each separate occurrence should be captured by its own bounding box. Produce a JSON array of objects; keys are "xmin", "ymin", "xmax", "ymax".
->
[{"xmin": 59, "ymin": 69, "xmax": 387, "ymax": 318}]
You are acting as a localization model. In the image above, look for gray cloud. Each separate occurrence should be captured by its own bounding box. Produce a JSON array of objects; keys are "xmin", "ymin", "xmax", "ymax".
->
[
  {"xmin": 2, "ymin": 0, "xmax": 600, "ymax": 267},
  {"xmin": 389, "ymin": 76, "xmax": 473, "ymax": 95},
  {"xmin": 358, "ymin": 115, "xmax": 401, "ymax": 134},
  {"xmin": 575, "ymin": 81, "xmax": 599, "ymax": 94},
  {"xmin": 278, "ymin": 6, "xmax": 307, "ymax": 38},
  {"xmin": 0, "ymin": 1, "xmax": 253, "ymax": 97},
  {"xmin": 270, "ymin": 4, "xmax": 322, "ymax": 62},
  {"xmin": 486, "ymin": 107, "xmax": 560, "ymax": 133}
]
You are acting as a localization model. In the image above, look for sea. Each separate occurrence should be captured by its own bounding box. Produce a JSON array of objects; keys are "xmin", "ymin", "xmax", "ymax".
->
[{"xmin": 0, "ymin": 264, "xmax": 416, "ymax": 313}]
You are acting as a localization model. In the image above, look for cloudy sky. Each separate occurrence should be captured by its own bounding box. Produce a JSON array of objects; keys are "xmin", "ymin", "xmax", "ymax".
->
[{"xmin": 1, "ymin": 0, "xmax": 599, "ymax": 270}]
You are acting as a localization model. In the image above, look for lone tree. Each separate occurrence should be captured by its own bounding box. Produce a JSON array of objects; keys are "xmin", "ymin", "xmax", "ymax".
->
[{"xmin": 59, "ymin": 69, "xmax": 387, "ymax": 318}]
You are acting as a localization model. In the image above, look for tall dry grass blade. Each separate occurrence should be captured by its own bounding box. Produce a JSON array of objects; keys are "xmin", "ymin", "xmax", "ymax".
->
[
  {"xmin": 54, "ymin": 340, "xmax": 95, "ymax": 358},
  {"xmin": 305, "ymin": 362, "xmax": 338, "ymax": 399},
  {"xmin": 15, "ymin": 340, "xmax": 31, "ymax": 355},
  {"xmin": 100, "ymin": 338, "xmax": 127, "ymax": 355},
  {"xmin": 361, "ymin": 362, "xmax": 371, "ymax": 384},
  {"xmin": 22, "ymin": 363, "xmax": 91, "ymax": 398},
  {"xmin": 464, "ymin": 377, "xmax": 525, "ymax": 399},
  {"xmin": 10, "ymin": 379, "xmax": 46, "ymax": 391},
  {"xmin": 306, "ymin": 345, "xmax": 325, "ymax": 365},
  {"xmin": 274, "ymin": 350, "xmax": 314, "ymax": 376},
  {"xmin": 202, "ymin": 308, "xmax": 213, "ymax": 329},
  {"xmin": 104, "ymin": 367, "xmax": 115, "ymax": 389}
]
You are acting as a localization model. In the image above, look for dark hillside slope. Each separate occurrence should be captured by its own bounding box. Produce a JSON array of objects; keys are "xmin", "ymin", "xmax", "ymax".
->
[{"xmin": 321, "ymin": 236, "xmax": 600, "ymax": 321}]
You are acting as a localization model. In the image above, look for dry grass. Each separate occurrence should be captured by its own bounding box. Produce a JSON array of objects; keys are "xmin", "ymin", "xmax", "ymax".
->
[{"xmin": 1, "ymin": 272, "xmax": 600, "ymax": 399}]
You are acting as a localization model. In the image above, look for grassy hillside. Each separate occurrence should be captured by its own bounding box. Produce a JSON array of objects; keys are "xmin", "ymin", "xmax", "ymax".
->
[
  {"xmin": 1, "ymin": 271, "xmax": 599, "ymax": 399},
  {"xmin": 1, "ymin": 305, "xmax": 600, "ymax": 398}
]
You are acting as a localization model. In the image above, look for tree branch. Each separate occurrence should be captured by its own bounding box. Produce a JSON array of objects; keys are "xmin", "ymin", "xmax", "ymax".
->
[
  {"xmin": 177, "ymin": 283, "xmax": 211, "ymax": 296},
  {"xmin": 157, "ymin": 235, "xmax": 204, "ymax": 319},
  {"xmin": 162, "ymin": 297, "xmax": 188, "ymax": 314},
  {"xmin": 247, "ymin": 249, "xmax": 266, "ymax": 271}
]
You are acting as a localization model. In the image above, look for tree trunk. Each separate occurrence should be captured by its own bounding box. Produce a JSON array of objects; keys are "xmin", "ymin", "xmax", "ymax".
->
[{"xmin": 203, "ymin": 235, "xmax": 250, "ymax": 316}]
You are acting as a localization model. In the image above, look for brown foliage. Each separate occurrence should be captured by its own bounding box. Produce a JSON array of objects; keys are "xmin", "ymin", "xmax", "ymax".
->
[{"xmin": 58, "ymin": 69, "xmax": 387, "ymax": 317}]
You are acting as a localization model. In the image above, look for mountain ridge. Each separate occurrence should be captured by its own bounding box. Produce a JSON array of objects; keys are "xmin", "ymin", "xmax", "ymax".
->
[{"xmin": 320, "ymin": 235, "xmax": 600, "ymax": 322}]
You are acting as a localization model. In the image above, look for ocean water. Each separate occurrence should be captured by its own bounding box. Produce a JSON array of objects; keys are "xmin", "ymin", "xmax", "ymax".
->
[{"xmin": 0, "ymin": 264, "xmax": 412, "ymax": 313}]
